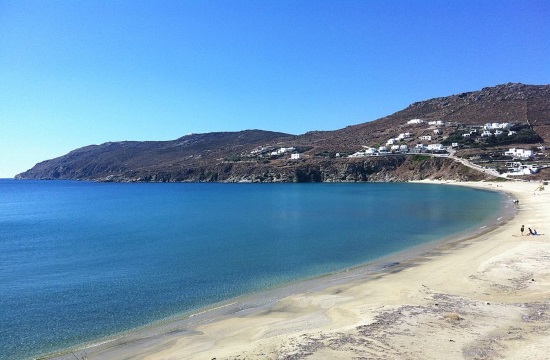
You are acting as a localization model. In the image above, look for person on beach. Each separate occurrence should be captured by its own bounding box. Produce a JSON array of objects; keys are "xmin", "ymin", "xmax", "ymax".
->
[
  {"xmin": 528, "ymin": 228, "xmax": 538, "ymax": 236},
  {"xmin": 521, "ymin": 225, "xmax": 525, "ymax": 236}
]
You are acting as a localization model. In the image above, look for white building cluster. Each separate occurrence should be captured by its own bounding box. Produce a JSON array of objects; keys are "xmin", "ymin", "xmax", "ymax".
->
[
  {"xmin": 462, "ymin": 122, "xmax": 517, "ymax": 138},
  {"xmin": 386, "ymin": 132, "xmax": 412, "ymax": 146}
]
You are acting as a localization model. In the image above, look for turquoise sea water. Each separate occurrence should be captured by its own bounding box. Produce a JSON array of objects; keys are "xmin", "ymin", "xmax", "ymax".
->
[{"xmin": 0, "ymin": 180, "xmax": 505, "ymax": 359}]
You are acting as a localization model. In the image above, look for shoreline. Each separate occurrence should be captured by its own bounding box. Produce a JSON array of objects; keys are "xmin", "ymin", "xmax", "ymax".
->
[{"xmin": 46, "ymin": 180, "xmax": 541, "ymax": 360}]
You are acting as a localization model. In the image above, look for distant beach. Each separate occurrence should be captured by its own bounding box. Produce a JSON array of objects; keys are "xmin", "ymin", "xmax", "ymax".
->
[{"xmin": 45, "ymin": 180, "xmax": 550, "ymax": 360}]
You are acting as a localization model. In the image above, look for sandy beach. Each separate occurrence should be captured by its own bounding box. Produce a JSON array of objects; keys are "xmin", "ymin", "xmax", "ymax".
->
[{"xmin": 64, "ymin": 180, "xmax": 549, "ymax": 360}]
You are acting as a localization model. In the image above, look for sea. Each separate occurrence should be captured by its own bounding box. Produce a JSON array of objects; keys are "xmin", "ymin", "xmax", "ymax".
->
[{"xmin": 0, "ymin": 180, "xmax": 508, "ymax": 359}]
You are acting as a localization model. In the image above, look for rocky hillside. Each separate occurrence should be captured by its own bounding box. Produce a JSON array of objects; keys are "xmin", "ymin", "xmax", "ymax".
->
[
  {"xmin": 16, "ymin": 83, "xmax": 550, "ymax": 182},
  {"xmin": 292, "ymin": 83, "xmax": 550, "ymax": 153}
]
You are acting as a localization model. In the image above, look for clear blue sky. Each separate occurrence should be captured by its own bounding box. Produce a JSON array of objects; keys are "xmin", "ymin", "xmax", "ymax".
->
[{"xmin": 1, "ymin": 0, "xmax": 548, "ymax": 178}]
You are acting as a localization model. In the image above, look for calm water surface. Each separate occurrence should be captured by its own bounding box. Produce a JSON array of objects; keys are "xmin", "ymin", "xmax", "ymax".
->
[{"xmin": 0, "ymin": 180, "xmax": 505, "ymax": 359}]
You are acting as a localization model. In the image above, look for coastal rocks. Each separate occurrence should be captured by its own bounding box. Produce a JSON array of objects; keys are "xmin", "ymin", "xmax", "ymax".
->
[{"xmin": 17, "ymin": 155, "xmax": 494, "ymax": 183}]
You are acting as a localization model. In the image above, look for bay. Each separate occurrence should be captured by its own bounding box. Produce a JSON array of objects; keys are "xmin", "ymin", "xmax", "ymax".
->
[{"xmin": 0, "ymin": 180, "xmax": 506, "ymax": 359}]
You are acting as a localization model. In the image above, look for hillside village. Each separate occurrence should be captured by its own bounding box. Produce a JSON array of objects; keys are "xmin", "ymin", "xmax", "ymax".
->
[{"xmin": 242, "ymin": 117, "xmax": 548, "ymax": 178}]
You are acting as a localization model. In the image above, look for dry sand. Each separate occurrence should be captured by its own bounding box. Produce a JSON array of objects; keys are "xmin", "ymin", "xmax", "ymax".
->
[{"xmin": 67, "ymin": 181, "xmax": 550, "ymax": 360}]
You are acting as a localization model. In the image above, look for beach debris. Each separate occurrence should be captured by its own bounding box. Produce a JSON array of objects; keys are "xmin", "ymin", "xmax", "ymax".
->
[{"xmin": 443, "ymin": 312, "xmax": 462, "ymax": 321}]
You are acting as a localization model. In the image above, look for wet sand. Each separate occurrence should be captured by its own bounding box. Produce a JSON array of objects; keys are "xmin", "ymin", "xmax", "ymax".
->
[{"xmin": 59, "ymin": 180, "xmax": 549, "ymax": 360}]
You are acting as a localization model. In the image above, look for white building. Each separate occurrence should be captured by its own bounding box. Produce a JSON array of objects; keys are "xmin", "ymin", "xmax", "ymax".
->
[
  {"xmin": 420, "ymin": 135, "xmax": 432, "ymax": 141},
  {"xmin": 378, "ymin": 146, "xmax": 388, "ymax": 154},
  {"xmin": 504, "ymin": 148, "xmax": 534, "ymax": 160},
  {"xmin": 427, "ymin": 144, "xmax": 445, "ymax": 151},
  {"xmin": 481, "ymin": 130, "xmax": 493, "ymax": 137},
  {"xmin": 271, "ymin": 147, "xmax": 295, "ymax": 156},
  {"xmin": 462, "ymin": 133, "xmax": 471, "ymax": 138},
  {"xmin": 399, "ymin": 144, "xmax": 409, "ymax": 152},
  {"xmin": 504, "ymin": 162, "xmax": 539, "ymax": 176},
  {"xmin": 390, "ymin": 145, "xmax": 401, "ymax": 152},
  {"xmin": 397, "ymin": 132, "xmax": 412, "ymax": 140},
  {"xmin": 407, "ymin": 119, "xmax": 425, "ymax": 125},
  {"xmin": 484, "ymin": 122, "xmax": 511, "ymax": 130},
  {"xmin": 433, "ymin": 129, "xmax": 442, "ymax": 135},
  {"xmin": 290, "ymin": 153, "xmax": 301, "ymax": 160},
  {"xmin": 364, "ymin": 147, "xmax": 378, "ymax": 155},
  {"xmin": 495, "ymin": 130, "xmax": 503, "ymax": 136},
  {"xmin": 386, "ymin": 138, "xmax": 398, "ymax": 145}
]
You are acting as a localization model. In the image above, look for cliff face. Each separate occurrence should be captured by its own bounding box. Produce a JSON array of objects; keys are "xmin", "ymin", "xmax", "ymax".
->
[
  {"xmin": 16, "ymin": 83, "xmax": 549, "ymax": 183},
  {"xmin": 24, "ymin": 156, "xmax": 488, "ymax": 183}
]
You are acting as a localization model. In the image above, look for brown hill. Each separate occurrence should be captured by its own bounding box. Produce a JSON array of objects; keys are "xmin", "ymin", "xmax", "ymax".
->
[
  {"xmin": 16, "ymin": 83, "xmax": 550, "ymax": 182},
  {"xmin": 293, "ymin": 83, "xmax": 550, "ymax": 154}
]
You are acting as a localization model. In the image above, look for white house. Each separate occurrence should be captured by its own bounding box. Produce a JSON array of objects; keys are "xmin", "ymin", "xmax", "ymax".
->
[
  {"xmin": 428, "ymin": 120, "xmax": 444, "ymax": 126},
  {"xmin": 349, "ymin": 151, "xmax": 365, "ymax": 158},
  {"xmin": 504, "ymin": 162, "xmax": 539, "ymax": 176},
  {"xmin": 397, "ymin": 132, "xmax": 412, "ymax": 140},
  {"xmin": 433, "ymin": 129, "xmax": 442, "ymax": 135},
  {"xmin": 386, "ymin": 138, "xmax": 398, "ymax": 145},
  {"xmin": 407, "ymin": 119, "xmax": 425, "ymax": 125},
  {"xmin": 495, "ymin": 129, "xmax": 503, "ymax": 136},
  {"xmin": 290, "ymin": 153, "xmax": 301, "ymax": 160},
  {"xmin": 378, "ymin": 146, "xmax": 388, "ymax": 154},
  {"xmin": 427, "ymin": 144, "xmax": 445, "ymax": 151},
  {"xmin": 364, "ymin": 147, "xmax": 378, "ymax": 155},
  {"xmin": 272, "ymin": 147, "xmax": 295, "ymax": 156},
  {"xmin": 484, "ymin": 122, "xmax": 511, "ymax": 130},
  {"xmin": 390, "ymin": 145, "xmax": 401, "ymax": 152},
  {"xmin": 481, "ymin": 130, "xmax": 493, "ymax": 137},
  {"xmin": 504, "ymin": 148, "xmax": 534, "ymax": 160},
  {"xmin": 451, "ymin": 142, "xmax": 459, "ymax": 148},
  {"xmin": 462, "ymin": 133, "xmax": 471, "ymax": 138},
  {"xmin": 420, "ymin": 135, "xmax": 432, "ymax": 141},
  {"xmin": 399, "ymin": 145, "xmax": 409, "ymax": 152},
  {"xmin": 508, "ymin": 130, "xmax": 517, "ymax": 136}
]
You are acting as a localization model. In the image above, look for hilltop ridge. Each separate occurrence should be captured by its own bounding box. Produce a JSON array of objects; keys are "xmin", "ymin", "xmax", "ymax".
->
[{"xmin": 16, "ymin": 83, "xmax": 550, "ymax": 182}]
